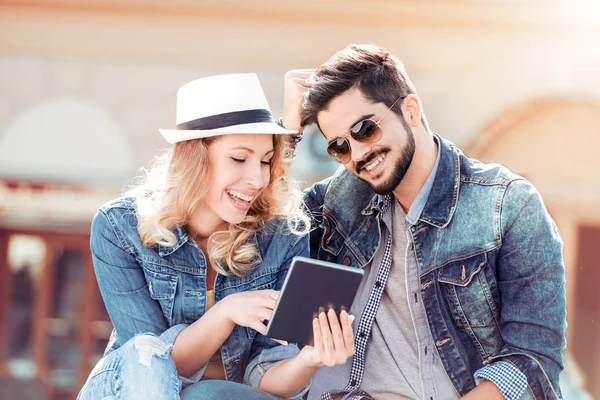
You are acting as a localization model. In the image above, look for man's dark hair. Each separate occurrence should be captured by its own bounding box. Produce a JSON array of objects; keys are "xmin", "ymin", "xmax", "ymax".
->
[{"xmin": 301, "ymin": 44, "xmax": 430, "ymax": 133}]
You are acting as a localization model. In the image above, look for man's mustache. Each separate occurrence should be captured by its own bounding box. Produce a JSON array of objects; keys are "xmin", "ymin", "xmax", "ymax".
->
[{"xmin": 356, "ymin": 149, "xmax": 390, "ymax": 173}]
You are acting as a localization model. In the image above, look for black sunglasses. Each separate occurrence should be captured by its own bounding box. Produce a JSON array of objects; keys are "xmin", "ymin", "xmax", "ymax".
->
[{"xmin": 326, "ymin": 95, "xmax": 403, "ymax": 164}]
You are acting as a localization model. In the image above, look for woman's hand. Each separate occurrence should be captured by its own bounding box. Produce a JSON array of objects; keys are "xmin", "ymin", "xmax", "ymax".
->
[
  {"xmin": 282, "ymin": 69, "xmax": 316, "ymax": 132},
  {"xmin": 217, "ymin": 289, "xmax": 279, "ymax": 335},
  {"xmin": 298, "ymin": 308, "xmax": 355, "ymax": 368}
]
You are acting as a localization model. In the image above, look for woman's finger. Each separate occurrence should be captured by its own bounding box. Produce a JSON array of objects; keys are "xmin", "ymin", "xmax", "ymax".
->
[
  {"xmin": 249, "ymin": 320, "xmax": 267, "ymax": 336},
  {"xmin": 255, "ymin": 291, "xmax": 278, "ymax": 310},
  {"xmin": 264, "ymin": 296, "xmax": 278, "ymax": 310},
  {"xmin": 265, "ymin": 290, "xmax": 280, "ymax": 302},
  {"xmin": 257, "ymin": 307, "xmax": 274, "ymax": 323}
]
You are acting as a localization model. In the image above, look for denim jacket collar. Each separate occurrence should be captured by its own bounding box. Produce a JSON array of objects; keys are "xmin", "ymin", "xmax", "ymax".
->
[
  {"xmin": 158, "ymin": 226, "xmax": 190, "ymax": 257},
  {"xmin": 157, "ymin": 225, "xmax": 264, "ymax": 266},
  {"xmin": 418, "ymin": 134, "xmax": 460, "ymax": 228},
  {"xmin": 361, "ymin": 193, "xmax": 390, "ymax": 216}
]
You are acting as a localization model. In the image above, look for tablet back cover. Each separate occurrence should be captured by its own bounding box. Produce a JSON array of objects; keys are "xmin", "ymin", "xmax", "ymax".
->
[{"xmin": 265, "ymin": 257, "xmax": 364, "ymax": 345}]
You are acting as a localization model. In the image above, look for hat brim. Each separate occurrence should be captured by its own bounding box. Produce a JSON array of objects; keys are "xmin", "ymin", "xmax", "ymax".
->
[{"xmin": 159, "ymin": 122, "xmax": 298, "ymax": 144}]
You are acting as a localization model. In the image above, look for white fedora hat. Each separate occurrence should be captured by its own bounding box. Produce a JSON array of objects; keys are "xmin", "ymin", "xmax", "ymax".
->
[{"xmin": 159, "ymin": 73, "xmax": 297, "ymax": 144}]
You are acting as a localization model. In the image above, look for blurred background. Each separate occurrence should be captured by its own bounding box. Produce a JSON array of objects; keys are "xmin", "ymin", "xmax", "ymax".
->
[{"xmin": 0, "ymin": 0, "xmax": 598, "ymax": 398}]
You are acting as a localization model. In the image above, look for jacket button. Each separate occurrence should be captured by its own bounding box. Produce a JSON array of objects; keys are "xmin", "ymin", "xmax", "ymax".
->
[{"xmin": 342, "ymin": 257, "xmax": 351, "ymax": 266}]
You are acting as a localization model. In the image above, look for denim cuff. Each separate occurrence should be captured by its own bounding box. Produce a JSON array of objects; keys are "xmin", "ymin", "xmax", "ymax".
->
[
  {"xmin": 179, "ymin": 363, "xmax": 209, "ymax": 386},
  {"xmin": 244, "ymin": 343, "xmax": 309, "ymax": 399},
  {"xmin": 475, "ymin": 361, "xmax": 528, "ymax": 400},
  {"xmin": 158, "ymin": 324, "xmax": 208, "ymax": 385},
  {"xmin": 159, "ymin": 323, "xmax": 188, "ymax": 346}
]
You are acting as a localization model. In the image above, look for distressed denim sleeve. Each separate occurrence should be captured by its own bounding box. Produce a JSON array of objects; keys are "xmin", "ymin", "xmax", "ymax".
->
[
  {"xmin": 490, "ymin": 179, "xmax": 566, "ymax": 399},
  {"xmin": 91, "ymin": 210, "xmax": 202, "ymax": 383},
  {"xmin": 91, "ymin": 209, "xmax": 172, "ymax": 347},
  {"xmin": 244, "ymin": 232, "xmax": 311, "ymax": 399},
  {"xmin": 474, "ymin": 361, "xmax": 529, "ymax": 399}
]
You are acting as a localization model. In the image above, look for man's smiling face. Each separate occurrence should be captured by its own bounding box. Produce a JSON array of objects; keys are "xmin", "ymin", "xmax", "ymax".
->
[{"xmin": 318, "ymin": 88, "xmax": 416, "ymax": 194}]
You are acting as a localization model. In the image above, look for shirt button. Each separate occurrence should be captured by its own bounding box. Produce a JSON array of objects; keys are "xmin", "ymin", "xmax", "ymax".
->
[
  {"xmin": 342, "ymin": 257, "xmax": 351, "ymax": 266},
  {"xmin": 359, "ymin": 331, "xmax": 366, "ymax": 338},
  {"xmin": 351, "ymin": 379, "xmax": 357, "ymax": 386},
  {"xmin": 375, "ymin": 281, "xmax": 381, "ymax": 288},
  {"xmin": 232, "ymin": 359, "xmax": 241, "ymax": 364}
]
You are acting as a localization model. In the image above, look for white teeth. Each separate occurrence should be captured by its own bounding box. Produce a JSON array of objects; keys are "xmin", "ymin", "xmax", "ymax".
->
[
  {"xmin": 365, "ymin": 155, "xmax": 385, "ymax": 172},
  {"xmin": 228, "ymin": 190, "xmax": 253, "ymax": 202}
]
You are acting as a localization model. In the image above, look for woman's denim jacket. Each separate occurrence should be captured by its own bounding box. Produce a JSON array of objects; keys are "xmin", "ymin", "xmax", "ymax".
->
[
  {"xmin": 90, "ymin": 197, "xmax": 309, "ymax": 398},
  {"xmin": 303, "ymin": 135, "xmax": 567, "ymax": 399}
]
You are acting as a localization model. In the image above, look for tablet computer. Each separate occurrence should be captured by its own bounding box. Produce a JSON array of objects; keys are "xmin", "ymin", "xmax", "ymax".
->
[{"xmin": 265, "ymin": 256, "xmax": 364, "ymax": 346}]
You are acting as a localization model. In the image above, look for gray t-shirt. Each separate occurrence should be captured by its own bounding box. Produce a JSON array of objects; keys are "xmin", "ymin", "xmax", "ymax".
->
[{"xmin": 360, "ymin": 202, "xmax": 422, "ymax": 399}]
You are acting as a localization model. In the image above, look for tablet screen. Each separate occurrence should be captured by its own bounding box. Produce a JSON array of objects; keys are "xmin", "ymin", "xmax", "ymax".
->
[{"xmin": 265, "ymin": 256, "xmax": 364, "ymax": 345}]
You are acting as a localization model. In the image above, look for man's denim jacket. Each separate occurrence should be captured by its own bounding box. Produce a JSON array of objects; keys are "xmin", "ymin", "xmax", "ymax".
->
[
  {"xmin": 303, "ymin": 136, "xmax": 566, "ymax": 399},
  {"xmin": 90, "ymin": 197, "xmax": 309, "ymax": 398}
]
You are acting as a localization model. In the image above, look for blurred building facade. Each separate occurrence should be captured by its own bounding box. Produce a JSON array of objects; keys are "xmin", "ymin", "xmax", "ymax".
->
[{"xmin": 0, "ymin": 1, "xmax": 599, "ymax": 398}]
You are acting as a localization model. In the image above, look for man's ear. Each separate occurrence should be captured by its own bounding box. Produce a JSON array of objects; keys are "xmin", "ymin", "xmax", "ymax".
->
[{"xmin": 401, "ymin": 94, "xmax": 422, "ymax": 128}]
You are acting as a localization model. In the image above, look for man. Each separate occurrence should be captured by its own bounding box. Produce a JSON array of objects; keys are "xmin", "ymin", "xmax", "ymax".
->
[{"xmin": 280, "ymin": 45, "xmax": 566, "ymax": 399}]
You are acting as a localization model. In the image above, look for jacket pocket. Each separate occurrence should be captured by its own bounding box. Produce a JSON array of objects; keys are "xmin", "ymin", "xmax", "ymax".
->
[
  {"xmin": 143, "ymin": 269, "xmax": 178, "ymax": 324},
  {"xmin": 219, "ymin": 265, "xmax": 278, "ymax": 292},
  {"xmin": 438, "ymin": 252, "xmax": 503, "ymax": 359},
  {"xmin": 438, "ymin": 252, "xmax": 499, "ymax": 327}
]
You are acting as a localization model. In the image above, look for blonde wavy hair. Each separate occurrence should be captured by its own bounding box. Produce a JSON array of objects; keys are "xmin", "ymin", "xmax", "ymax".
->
[{"xmin": 128, "ymin": 134, "xmax": 308, "ymax": 277}]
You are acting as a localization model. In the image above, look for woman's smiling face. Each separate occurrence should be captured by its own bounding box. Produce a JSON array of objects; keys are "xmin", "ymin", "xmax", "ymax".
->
[{"xmin": 201, "ymin": 133, "xmax": 274, "ymax": 229}]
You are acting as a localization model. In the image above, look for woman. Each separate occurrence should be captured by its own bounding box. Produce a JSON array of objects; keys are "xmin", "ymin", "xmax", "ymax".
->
[{"xmin": 78, "ymin": 74, "xmax": 355, "ymax": 400}]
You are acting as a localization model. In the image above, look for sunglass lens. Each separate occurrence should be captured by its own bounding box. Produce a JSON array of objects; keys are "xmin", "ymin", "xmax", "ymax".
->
[
  {"xmin": 327, "ymin": 138, "xmax": 350, "ymax": 163},
  {"xmin": 350, "ymin": 119, "xmax": 379, "ymax": 142}
]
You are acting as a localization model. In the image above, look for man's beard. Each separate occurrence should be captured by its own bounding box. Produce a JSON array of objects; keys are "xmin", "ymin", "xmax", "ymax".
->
[{"xmin": 365, "ymin": 123, "xmax": 416, "ymax": 195}]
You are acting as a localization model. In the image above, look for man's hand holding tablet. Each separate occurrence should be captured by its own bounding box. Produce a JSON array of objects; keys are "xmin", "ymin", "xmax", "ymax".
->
[
  {"xmin": 254, "ymin": 257, "xmax": 364, "ymax": 396},
  {"xmin": 296, "ymin": 307, "xmax": 356, "ymax": 367}
]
